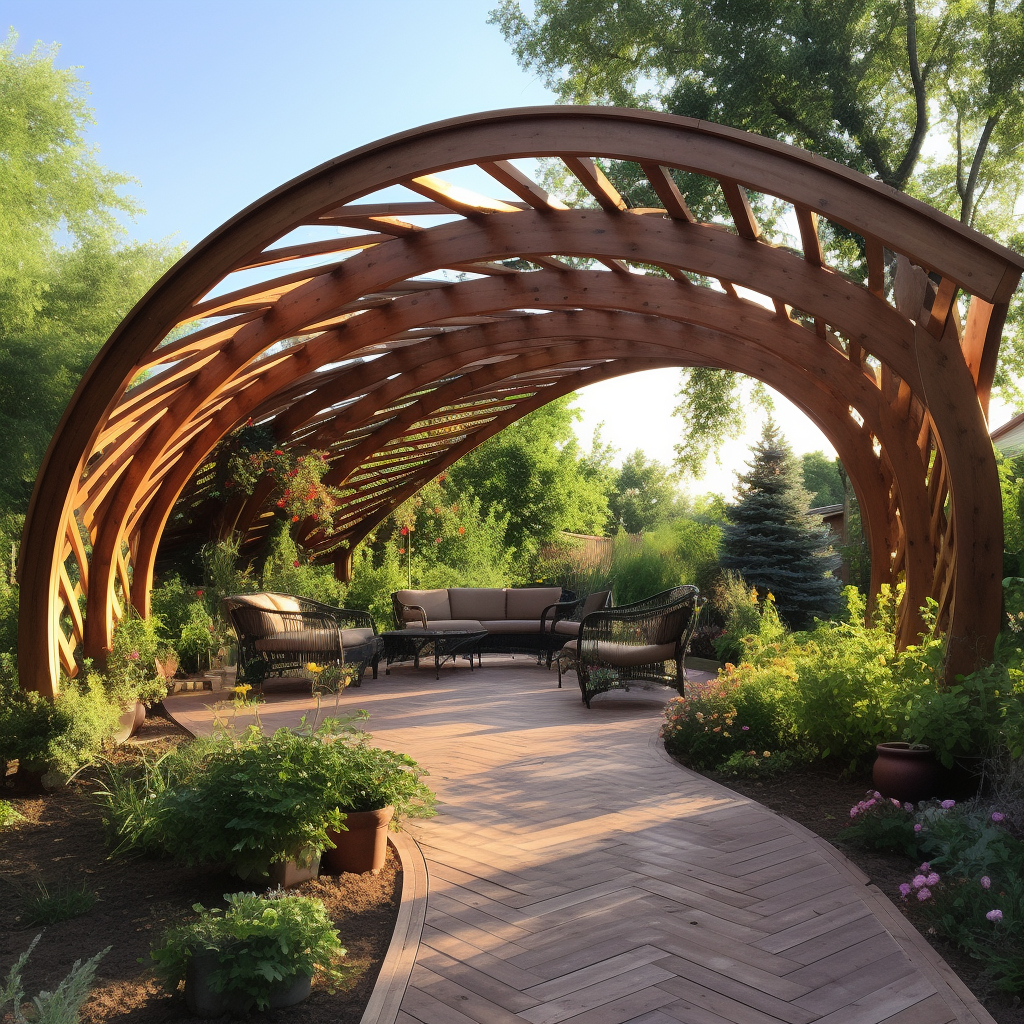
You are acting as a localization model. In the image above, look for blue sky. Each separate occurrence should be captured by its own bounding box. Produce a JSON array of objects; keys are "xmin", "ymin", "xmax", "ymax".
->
[{"xmin": 7, "ymin": 1, "xmax": 849, "ymax": 495}]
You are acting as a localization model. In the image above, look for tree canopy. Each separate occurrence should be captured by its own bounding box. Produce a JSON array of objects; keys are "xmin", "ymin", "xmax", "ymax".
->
[
  {"xmin": 0, "ymin": 33, "xmax": 181, "ymax": 518},
  {"xmin": 801, "ymin": 452, "xmax": 846, "ymax": 508},
  {"xmin": 492, "ymin": 0, "xmax": 1024, "ymax": 461},
  {"xmin": 609, "ymin": 449, "xmax": 683, "ymax": 533}
]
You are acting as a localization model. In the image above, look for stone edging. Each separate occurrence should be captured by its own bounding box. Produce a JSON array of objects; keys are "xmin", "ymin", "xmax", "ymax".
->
[
  {"xmin": 358, "ymin": 830, "xmax": 429, "ymax": 1024},
  {"xmin": 650, "ymin": 731, "xmax": 997, "ymax": 1024}
]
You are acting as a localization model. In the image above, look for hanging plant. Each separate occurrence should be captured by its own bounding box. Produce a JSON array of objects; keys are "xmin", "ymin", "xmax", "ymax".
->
[{"xmin": 225, "ymin": 445, "xmax": 342, "ymax": 533}]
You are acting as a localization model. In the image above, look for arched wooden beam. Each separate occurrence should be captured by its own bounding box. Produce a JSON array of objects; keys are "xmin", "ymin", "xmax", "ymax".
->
[{"xmin": 20, "ymin": 107, "xmax": 1022, "ymax": 696}]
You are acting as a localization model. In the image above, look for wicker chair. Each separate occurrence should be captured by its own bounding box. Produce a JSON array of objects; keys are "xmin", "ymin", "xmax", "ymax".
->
[
  {"xmin": 557, "ymin": 586, "xmax": 704, "ymax": 707},
  {"xmin": 223, "ymin": 593, "xmax": 380, "ymax": 687}
]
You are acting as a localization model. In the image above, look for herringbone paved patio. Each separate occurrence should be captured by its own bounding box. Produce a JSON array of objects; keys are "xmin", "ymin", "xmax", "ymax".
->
[{"xmin": 168, "ymin": 658, "xmax": 993, "ymax": 1024}]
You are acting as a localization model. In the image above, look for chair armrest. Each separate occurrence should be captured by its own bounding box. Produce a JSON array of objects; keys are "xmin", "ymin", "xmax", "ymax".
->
[
  {"xmin": 331, "ymin": 607, "xmax": 377, "ymax": 633},
  {"xmin": 396, "ymin": 603, "xmax": 428, "ymax": 628},
  {"xmin": 540, "ymin": 599, "xmax": 582, "ymax": 631}
]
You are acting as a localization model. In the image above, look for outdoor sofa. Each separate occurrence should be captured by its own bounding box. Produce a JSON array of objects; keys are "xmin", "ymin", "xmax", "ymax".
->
[
  {"xmin": 390, "ymin": 586, "xmax": 608, "ymax": 660},
  {"xmin": 558, "ymin": 585, "xmax": 705, "ymax": 707},
  {"xmin": 223, "ymin": 593, "xmax": 381, "ymax": 686}
]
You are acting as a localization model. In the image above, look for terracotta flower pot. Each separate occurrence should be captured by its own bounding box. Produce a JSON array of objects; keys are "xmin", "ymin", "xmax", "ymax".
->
[
  {"xmin": 323, "ymin": 806, "xmax": 394, "ymax": 875},
  {"xmin": 872, "ymin": 742, "xmax": 940, "ymax": 804},
  {"xmin": 240, "ymin": 849, "xmax": 321, "ymax": 889}
]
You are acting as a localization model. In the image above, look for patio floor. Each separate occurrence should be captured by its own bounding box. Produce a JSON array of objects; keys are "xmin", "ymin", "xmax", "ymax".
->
[{"xmin": 165, "ymin": 657, "xmax": 993, "ymax": 1024}]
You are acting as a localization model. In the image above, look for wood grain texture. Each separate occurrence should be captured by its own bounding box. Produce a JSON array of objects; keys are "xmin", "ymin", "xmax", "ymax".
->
[{"xmin": 166, "ymin": 660, "xmax": 998, "ymax": 1024}]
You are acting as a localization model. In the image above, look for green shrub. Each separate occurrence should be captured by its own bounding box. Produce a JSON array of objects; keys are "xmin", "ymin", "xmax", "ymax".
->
[
  {"xmin": 21, "ymin": 880, "xmax": 96, "ymax": 926},
  {"xmin": 106, "ymin": 610, "xmax": 166, "ymax": 706},
  {"xmin": 44, "ymin": 672, "xmax": 122, "ymax": 776},
  {"xmin": 99, "ymin": 717, "xmax": 436, "ymax": 874},
  {"xmin": 345, "ymin": 544, "xmax": 406, "ymax": 631},
  {"xmin": 841, "ymin": 792, "xmax": 920, "ymax": 856},
  {"xmin": 151, "ymin": 891, "xmax": 347, "ymax": 1012},
  {"xmin": 716, "ymin": 748, "xmax": 808, "ymax": 779},
  {"xmin": 0, "ymin": 799, "xmax": 25, "ymax": 829},
  {"xmin": 176, "ymin": 602, "xmax": 215, "ymax": 672},
  {"xmin": 0, "ymin": 934, "xmax": 109, "ymax": 1024},
  {"xmin": 150, "ymin": 573, "xmax": 197, "ymax": 647},
  {"xmin": 661, "ymin": 679, "xmax": 741, "ymax": 768}
]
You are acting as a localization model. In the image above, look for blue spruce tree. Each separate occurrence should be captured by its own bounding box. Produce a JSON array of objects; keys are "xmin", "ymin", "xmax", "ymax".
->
[{"xmin": 721, "ymin": 419, "xmax": 842, "ymax": 629}]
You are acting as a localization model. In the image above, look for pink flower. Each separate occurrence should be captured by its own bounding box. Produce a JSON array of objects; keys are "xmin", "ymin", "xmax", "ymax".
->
[
  {"xmin": 941, "ymin": 800, "xmax": 956, "ymax": 809},
  {"xmin": 914, "ymin": 824, "xmax": 923, "ymax": 832},
  {"xmin": 916, "ymin": 887, "xmax": 931, "ymax": 901},
  {"xmin": 292, "ymin": 560, "xmax": 300, "ymax": 567},
  {"xmin": 891, "ymin": 798, "xmax": 902, "ymax": 807},
  {"xmin": 992, "ymin": 812, "xmax": 1005, "ymax": 822},
  {"xmin": 129, "ymin": 650, "xmax": 140, "ymax": 661},
  {"xmin": 912, "ymin": 874, "xmax": 928, "ymax": 887},
  {"xmin": 920, "ymin": 863, "xmax": 931, "ymax": 871},
  {"xmin": 986, "ymin": 909, "xmax": 1003, "ymax": 922},
  {"xmin": 742, "ymin": 725, "xmax": 750, "ymax": 731},
  {"xmin": 981, "ymin": 876, "xmax": 991, "ymax": 889},
  {"xmin": 873, "ymin": 791, "xmax": 882, "ymax": 800},
  {"xmin": 899, "ymin": 883, "xmax": 912, "ymax": 898},
  {"xmin": 926, "ymin": 873, "xmax": 940, "ymax": 886},
  {"xmin": 904, "ymin": 803, "xmax": 914, "ymax": 812}
]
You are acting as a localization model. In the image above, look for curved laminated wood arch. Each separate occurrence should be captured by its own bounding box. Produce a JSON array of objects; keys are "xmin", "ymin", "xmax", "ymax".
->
[{"xmin": 19, "ymin": 106, "xmax": 1024, "ymax": 699}]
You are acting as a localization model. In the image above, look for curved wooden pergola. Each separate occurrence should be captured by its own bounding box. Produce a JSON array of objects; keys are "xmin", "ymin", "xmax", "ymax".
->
[{"xmin": 18, "ymin": 107, "xmax": 1024, "ymax": 699}]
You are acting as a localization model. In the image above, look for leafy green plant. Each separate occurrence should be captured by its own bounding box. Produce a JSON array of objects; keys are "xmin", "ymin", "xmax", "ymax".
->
[
  {"xmin": 716, "ymin": 748, "xmax": 807, "ymax": 779},
  {"xmin": 0, "ymin": 933, "xmax": 109, "ymax": 1024},
  {"xmin": 151, "ymin": 891, "xmax": 347, "ymax": 1012},
  {"xmin": 0, "ymin": 799, "xmax": 25, "ymax": 829},
  {"xmin": 332, "ymin": 741, "xmax": 436, "ymax": 822},
  {"xmin": 21, "ymin": 880, "xmax": 97, "ymax": 926},
  {"xmin": 105, "ymin": 610, "xmax": 166, "ymax": 706}
]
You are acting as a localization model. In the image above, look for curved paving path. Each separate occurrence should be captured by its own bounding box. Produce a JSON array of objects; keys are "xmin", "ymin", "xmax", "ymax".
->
[{"xmin": 168, "ymin": 659, "xmax": 993, "ymax": 1024}]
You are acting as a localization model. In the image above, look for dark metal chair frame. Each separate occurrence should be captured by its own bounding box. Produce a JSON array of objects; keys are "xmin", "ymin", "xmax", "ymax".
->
[
  {"xmin": 558, "ymin": 586, "xmax": 705, "ymax": 707},
  {"xmin": 223, "ymin": 593, "xmax": 381, "ymax": 687}
]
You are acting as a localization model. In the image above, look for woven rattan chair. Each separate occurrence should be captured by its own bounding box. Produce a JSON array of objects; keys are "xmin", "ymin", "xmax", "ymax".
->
[
  {"xmin": 223, "ymin": 593, "xmax": 380, "ymax": 687},
  {"xmin": 557, "ymin": 586, "xmax": 704, "ymax": 707}
]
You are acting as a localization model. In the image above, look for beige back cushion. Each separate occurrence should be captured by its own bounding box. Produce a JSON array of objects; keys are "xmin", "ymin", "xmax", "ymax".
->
[
  {"xmin": 238, "ymin": 593, "xmax": 284, "ymax": 631},
  {"xmin": 581, "ymin": 590, "xmax": 611, "ymax": 616},
  {"xmin": 396, "ymin": 589, "xmax": 452, "ymax": 621},
  {"xmin": 505, "ymin": 587, "xmax": 562, "ymax": 620},
  {"xmin": 449, "ymin": 588, "xmax": 506, "ymax": 620},
  {"xmin": 268, "ymin": 594, "xmax": 302, "ymax": 613}
]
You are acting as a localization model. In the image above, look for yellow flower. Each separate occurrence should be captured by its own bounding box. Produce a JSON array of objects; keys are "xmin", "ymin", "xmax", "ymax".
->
[
  {"xmin": 763, "ymin": 751, "xmax": 771, "ymax": 757},
  {"xmin": 306, "ymin": 662, "xmax": 322, "ymax": 673},
  {"xmin": 767, "ymin": 592, "xmax": 775, "ymax": 602}
]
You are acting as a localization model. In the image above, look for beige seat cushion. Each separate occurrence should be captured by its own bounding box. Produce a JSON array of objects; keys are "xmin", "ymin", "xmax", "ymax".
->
[
  {"xmin": 255, "ymin": 630, "xmax": 340, "ymax": 653},
  {"xmin": 478, "ymin": 619, "xmax": 543, "ymax": 634},
  {"xmin": 560, "ymin": 639, "xmax": 677, "ymax": 668},
  {"xmin": 341, "ymin": 627, "xmax": 376, "ymax": 647},
  {"xmin": 449, "ymin": 588, "xmax": 506, "ymax": 620},
  {"xmin": 552, "ymin": 619, "xmax": 581, "ymax": 636},
  {"xmin": 403, "ymin": 619, "xmax": 483, "ymax": 632},
  {"xmin": 395, "ymin": 589, "xmax": 452, "ymax": 623},
  {"xmin": 505, "ymin": 587, "xmax": 562, "ymax": 620}
]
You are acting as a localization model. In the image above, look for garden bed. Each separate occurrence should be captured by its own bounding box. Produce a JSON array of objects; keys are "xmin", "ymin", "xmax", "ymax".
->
[
  {"xmin": 0, "ymin": 707, "xmax": 401, "ymax": 1023},
  {"xmin": 695, "ymin": 759, "xmax": 1024, "ymax": 1024}
]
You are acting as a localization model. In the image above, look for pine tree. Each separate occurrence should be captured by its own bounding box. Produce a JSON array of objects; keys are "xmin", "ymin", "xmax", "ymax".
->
[{"xmin": 720, "ymin": 420, "xmax": 842, "ymax": 629}]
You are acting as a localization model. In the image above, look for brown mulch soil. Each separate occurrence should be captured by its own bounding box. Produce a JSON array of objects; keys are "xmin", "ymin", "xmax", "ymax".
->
[
  {"xmin": 696, "ymin": 759, "xmax": 1024, "ymax": 1024},
  {"xmin": 0, "ymin": 706, "xmax": 400, "ymax": 1023}
]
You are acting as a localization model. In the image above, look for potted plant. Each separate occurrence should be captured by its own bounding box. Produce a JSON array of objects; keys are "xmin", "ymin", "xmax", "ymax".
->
[
  {"xmin": 98, "ymin": 722, "xmax": 349, "ymax": 884},
  {"xmin": 150, "ymin": 891, "xmax": 346, "ymax": 1018},
  {"xmin": 323, "ymin": 738, "xmax": 436, "ymax": 875}
]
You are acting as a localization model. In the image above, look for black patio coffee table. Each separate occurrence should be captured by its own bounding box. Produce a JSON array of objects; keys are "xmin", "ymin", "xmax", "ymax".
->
[{"xmin": 380, "ymin": 628, "xmax": 488, "ymax": 680}]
